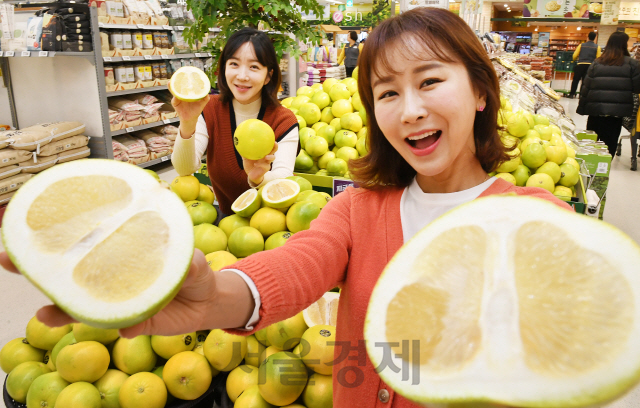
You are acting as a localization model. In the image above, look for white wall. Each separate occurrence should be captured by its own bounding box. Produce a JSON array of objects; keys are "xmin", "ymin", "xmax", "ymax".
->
[{"xmin": 0, "ymin": 82, "xmax": 11, "ymax": 127}]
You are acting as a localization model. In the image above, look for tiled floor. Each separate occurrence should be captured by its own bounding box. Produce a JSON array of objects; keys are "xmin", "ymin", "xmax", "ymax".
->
[{"xmin": 1, "ymin": 101, "xmax": 640, "ymax": 407}]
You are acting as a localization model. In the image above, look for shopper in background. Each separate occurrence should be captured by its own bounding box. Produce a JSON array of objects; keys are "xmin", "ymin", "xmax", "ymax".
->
[
  {"xmin": 577, "ymin": 31, "xmax": 640, "ymax": 160},
  {"xmin": 339, "ymin": 30, "xmax": 361, "ymax": 77},
  {"xmin": 170, "ymin": 28, "xmax": 299, "ymax": 218},
  {"xmin": 1, "ymin": 8, "xmax": 573, "ymax": 408},
  {"xmin": 569, "ymin": 31, "xmax": 601, "ymax": 99}
]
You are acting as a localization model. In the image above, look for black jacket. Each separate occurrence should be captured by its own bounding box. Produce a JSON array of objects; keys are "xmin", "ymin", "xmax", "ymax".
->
[{"xmin": 577, "ymin": 56, "xmax": 640, "ymax": 117}]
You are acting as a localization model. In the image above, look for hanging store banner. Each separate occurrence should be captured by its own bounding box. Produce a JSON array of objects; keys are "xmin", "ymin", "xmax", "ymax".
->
[
  {"xmin": 619, "ymin": 1, "xmax": 640, "ymax": 20},
  {"xmin": 522, "ymin": 0, "xmax": 590, "ymax": 18},
  {"xmin": 459, "ymin": 0, "xmax": 483, "ymax": 30},
  {"xmin": 399, "ymin": 0, "xmax": 450, "ymax": 13},
  {"xmin": 601, "ymin": 0, "xmax": 620, "ymax": 24}
]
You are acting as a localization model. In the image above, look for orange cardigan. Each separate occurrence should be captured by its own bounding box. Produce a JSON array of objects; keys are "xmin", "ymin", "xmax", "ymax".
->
[{"xmin": 227, "ymin": 179, "xmax": 573, "ymax": 407}]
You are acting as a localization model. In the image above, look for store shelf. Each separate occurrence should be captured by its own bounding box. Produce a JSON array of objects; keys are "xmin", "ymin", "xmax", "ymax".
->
[
  {"xmin": 102, "ymin": 53, "xmax": 211, "ymax": 63},
  {"xmin": 99, "ymin": 23, "xmax": 220, "ymax": 33},
  {"xmin": 0, "ymin": 51, "xmax": 94, "ymax": 58},
  {"xmin": 111, "ymin": 117, "xmax": 179, "ymax": 136},
  {"xmin": 107, "ymin": 85, "xmax": 168, "ymax": 97},
  {"xmin": 137, "ymin": 154, "xmax": 172, "ymax": 168}
]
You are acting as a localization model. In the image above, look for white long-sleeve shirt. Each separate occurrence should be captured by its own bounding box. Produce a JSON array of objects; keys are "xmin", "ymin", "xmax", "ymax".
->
[
  {"xmin": 228, "ymin": 176, "xmax": 498, "ymax": 330},
  {"xmin": 171, "ymin": 97, "xmax": 299, "ymax": 188}
]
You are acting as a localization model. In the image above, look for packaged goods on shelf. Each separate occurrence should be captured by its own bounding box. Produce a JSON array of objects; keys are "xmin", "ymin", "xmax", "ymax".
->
[
  {"xmin": 0, "ymin": 121, "xmax": 85, "ymax": 152},
  {"xmin": 138, "ymin": 129, "xmax": 174, "ymax": 154},
  {"xmin": 58, "ymin": 146, "xmax": 91, "ymax": 163},
  {"xmin": 113, "ymin": 134, "xmax": 149, "ymax": 163},
  {"xmin": 108, "ymin": 94, "xmax": 174, "ymax": 129},
  {"xmin": 0, "ymin": 191, "xmax": 14, "ymax": 205},
  {"xmin": 19, "ymin": 154, "xmax": 58, "ymax": 173},
  {"xmin": 160, "ymin": 124, "xmax": 179, "ymax": 141},
  {"xmin": 38, "ymin": 134, "xmax": 89, "ymax": 157},
  {"xmin": 0, "ymin": 173, "xmax": 31, "ymax": 195},
  {"xmin": 0, "ymin": 149, "xmax": 32, "ymax": 167},
  {"xmin": 0, "ymin": 165, "xmax": 21, "ymax": 181}
]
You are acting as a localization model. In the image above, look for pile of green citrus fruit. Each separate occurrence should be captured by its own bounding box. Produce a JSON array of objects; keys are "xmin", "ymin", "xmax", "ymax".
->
[
  {"xmin": 1, "ymin": 297, "xmax": 338, "ymax": 408},
  {"xmin": 281, "ymin": 79, "xmax": 368, "ymax": 179},
  {"xmin": 493, "ymin": 96, "xmax": 582, "ymax": 201}
]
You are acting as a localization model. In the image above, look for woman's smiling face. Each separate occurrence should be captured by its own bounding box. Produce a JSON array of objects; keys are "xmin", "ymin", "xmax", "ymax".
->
[
  {"xmin": 371, "ymin": 35, "xmax": 485, "ymax": 183},
  {"xmin": 225, "ymin": 42, "xmax": 271, "ymax": 104}
]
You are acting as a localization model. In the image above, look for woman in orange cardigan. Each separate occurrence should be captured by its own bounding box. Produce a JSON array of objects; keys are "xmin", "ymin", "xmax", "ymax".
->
[{"xmin": 2, "ymin": 8, "xmax": 571, "ymax": 408}]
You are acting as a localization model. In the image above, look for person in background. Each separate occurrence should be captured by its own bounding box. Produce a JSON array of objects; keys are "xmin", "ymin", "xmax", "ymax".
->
[
  {"xmin": 578, "ymin": 31, "xmax": 640, "ymax": 161},
  {"xmin": 569, "ymin": 31, "xmax": 601, "ymax": 99},
  {"xmin": 170, "ymin": 28, "xmax": 299, "ymax": 219},
  {"xmin": 338, "ymin": 30, "xmax": 361, "ymax": 77}
]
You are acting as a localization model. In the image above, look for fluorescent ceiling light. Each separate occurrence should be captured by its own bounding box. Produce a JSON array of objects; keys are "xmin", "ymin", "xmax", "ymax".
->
[
  {"xmin": 577, "ymin": 26, "xmax": 581, "ymax": 30},
  {"xmin": 504, "ymin": 3, "xmax": 508, "ymax": 6}
]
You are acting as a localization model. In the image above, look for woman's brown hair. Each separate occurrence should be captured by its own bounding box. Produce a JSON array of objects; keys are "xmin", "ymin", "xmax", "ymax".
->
[
  {"xmin": 597, "ymin": 31, "xmax": 630, "ymax": 66},
  {"xmin": 350, "ymin": 7, "xmax": 509, "ymax": 189},
  {"xmin": 217, "ymin": 28, "xmax": 281, "ymax": 108}
]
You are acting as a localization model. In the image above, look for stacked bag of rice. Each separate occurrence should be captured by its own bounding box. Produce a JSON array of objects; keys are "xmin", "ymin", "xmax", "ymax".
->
[{"xmin": 0, "ymin": 121, "xmax": 89, "ymax": 205}]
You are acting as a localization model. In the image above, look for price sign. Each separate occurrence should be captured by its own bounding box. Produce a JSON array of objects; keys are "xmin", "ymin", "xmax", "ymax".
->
[
  {"xmin": 5, "ymin": 51, "xmax": 14, "ymax": 57},
  {"xmin": 162, "ymin": 25, "xmax": 171, "ymax": 30},
  {"xmin": 21, "ymin": 51, "xmax": 30, "ymax": 57},
  {"xmin": 332, "ymin": 178, "xmax": 357, "ymax": 197},
  {"xmin": 39, "ymin": 51, "xmax": 48, "ymax": 57},
  {"xmin": 194, "ymin": 53, "xmax": 202, "ymax": 57},
  {"xmin": 177, "ymin": 26, "xmax": 184, "ymax": 31},
  {"xmin": 161, "ymin": 55, "xmax": 169, "ymax": 59},
  {"xmin": 103, "ymin": 56, "xmax": 113, "ymax": 62},
  {"xmin": 161, "ymin": 155, "xmax": 170, "ymax": 162},
  {"xmin": 126, "ymin": 127, "xmax": 135, "ymax": 133},
  {"xmin": 122, "ymin": 56, "xmax": 131, "ymax": 61},
  {"xmin": 137, "ymin": 24, "xmax": 145, "ymax": 28},
  {"xmin": 144, "ymin": 55, "xmax": 152, "ymax": 60},
  {"xmin": 207, "ymin": 52, "xmax": 212, "ymax": 57},
  {"xmin": 98, "ymin": 22, "xmax": 105, "ymax": 27},
  {"xmin": 163, "ymin": 119, "xmax": 171, "ymax": 124}
]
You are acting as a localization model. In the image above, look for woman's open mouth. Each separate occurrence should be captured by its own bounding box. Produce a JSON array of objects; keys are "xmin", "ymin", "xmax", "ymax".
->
[{"xmin": 406, "ymin": 130, "xmax": 442, "ymax": 152}]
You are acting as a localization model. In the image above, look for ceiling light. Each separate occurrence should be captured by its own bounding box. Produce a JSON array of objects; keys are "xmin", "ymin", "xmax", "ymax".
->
[
  {"xmin": 504, "ymin": 3, "xmax": 508, "ymax": 6},
  {"xmin": 577, "ymin": 26, "xmax": 581, "ymax": 30}
]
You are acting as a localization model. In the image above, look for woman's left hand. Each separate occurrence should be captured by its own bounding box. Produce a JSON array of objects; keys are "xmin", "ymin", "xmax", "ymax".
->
[{"xmin": 242, "ymin": 142, "xmax": 278, "ymax": 186}]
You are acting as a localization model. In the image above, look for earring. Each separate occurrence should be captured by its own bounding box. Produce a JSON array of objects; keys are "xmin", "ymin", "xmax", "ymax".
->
[{"xmin": 477, "ymin": 106, "xmax": 485, "ymax": 112}]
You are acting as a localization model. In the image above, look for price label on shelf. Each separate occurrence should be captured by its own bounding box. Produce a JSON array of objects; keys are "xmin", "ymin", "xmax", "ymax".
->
[
  {"xmin": 98, "ymin": 22, "xmax": 105, "ymax": 27},
  {"xmin": 5, "ymin": 51, "xmax": 14, "ymax": 57},
  {"xmin": 0, "ymin": 52, "xmax": 4, "ymax": 57},
  {"xmin": 38, "ymin": 51, "xmax": 48, "ymax": 57},
  {"xmin": 207, "ymin": 52, "xmax": 212, "ymax": 57},
  {"xmin": 103, "ymin": 56, "xmax": 112, "ymax": 62},
  {"xmin": 122, "ymin": 56, "xmax": 131, "ymax": 61},
  {"xmin": 177, "ymin": 26, "xmax": 184, "ymax": 31},
  {"xmin": 126, "ymin": 127, "xmax": 135, "ymax": 133},
  {"xmin": 162, "ymin": 25, "xmax": 171, "ymax": 30},
  {"xmin": 144, "ymin": 55, "xmax": 152, "ymax": 60},
  {"xmin": 161, "ymin": 155, "xmax": 170, "ymax": 162},
  {"xmin": 163, "ymin": 119, "xmax": 171, "ymax": 124},
  {"xmin": 137, "ymin": 24, "xmax": 145, "ymax": 28},
  {"xmin": 161, "ymin": 55, "xmax": 169, "ymax": 59},
  {"xmin": 21, "ymin": 51, "xmax": 30, "ymax": 57},
  {"xmin": 195, "ymin": 53, "xmax": 202, "ymax": 57}
]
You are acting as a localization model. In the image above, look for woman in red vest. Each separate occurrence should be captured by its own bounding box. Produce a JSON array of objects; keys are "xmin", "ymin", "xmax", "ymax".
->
[{"xmin": 170, "ymin": 28, "xmax": 299, "ymax": 217}]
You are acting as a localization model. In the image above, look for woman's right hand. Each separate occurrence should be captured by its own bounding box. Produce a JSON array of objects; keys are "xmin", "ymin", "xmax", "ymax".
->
[{"xmin": 168, "ymin": 83, "xmax": 210, "ymax": 139}]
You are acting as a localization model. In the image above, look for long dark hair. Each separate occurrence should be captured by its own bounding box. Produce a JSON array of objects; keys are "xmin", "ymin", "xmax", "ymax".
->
[
  {"xmin": 598, "ymin": 31, "xmax": 630, "ymax": 66},
  {"xmin": 350, "ymin": 7, "xmax": 509, "ymax": 189},
  {"xmin": 217, "ymin": 28, "xmax": 281, "ymax": 108}
]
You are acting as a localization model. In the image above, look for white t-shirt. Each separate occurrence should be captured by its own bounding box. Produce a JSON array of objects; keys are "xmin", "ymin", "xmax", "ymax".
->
[
  {"xmin": 171, "ymin": 97, "xmax": 300, "ymax": 188},
  {"xmin": 229, "ymin": 176, "xmax": 497, "ymax": 330}
]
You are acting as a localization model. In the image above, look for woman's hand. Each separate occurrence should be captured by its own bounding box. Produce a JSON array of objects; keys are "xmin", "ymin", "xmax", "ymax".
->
[
  {"xmin": 0, "ymin": 250, "xmax": 254, "ymax": 338},
  {"xmin": 168, "ymin": 83, "xmax": 210, "ymax": 139},
  {"xmin": 242, "ymin": 143, "xmax": 279, "ymax": 186}
]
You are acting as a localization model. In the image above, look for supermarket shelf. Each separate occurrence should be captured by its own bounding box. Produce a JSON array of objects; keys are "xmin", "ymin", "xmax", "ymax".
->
[
  {"xmin": 137, "ymin": 154, "xmax": 172, "ymax": 168},
  {"xmin": 103, "ymin": 53, "xmax": 211, "ymax": 63},
  {"xmin": 0, "ymin": 51, "xmax": 94, "ymax": 58},
  {"xmin": 111, "ymin": 117, "xmax": 179, "ymax": 136},
  {"xmin": 99, "ymin": 23, "xmax": 220, "ymax": 33},
  {"xmin": 107, "ymin": 85, "xmax": 168, "ymax": 97}
]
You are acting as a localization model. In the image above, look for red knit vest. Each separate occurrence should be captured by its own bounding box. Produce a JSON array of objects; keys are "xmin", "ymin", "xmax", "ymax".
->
[{"xmin": 203, "ymin": 95, "xmax": 299, "ymax": 215}]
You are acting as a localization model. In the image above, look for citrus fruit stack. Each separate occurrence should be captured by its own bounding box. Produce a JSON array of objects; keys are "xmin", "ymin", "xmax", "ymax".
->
[
  {"xmin": 281, "ymin": 78, "xmax": 368, "ymax": 179},
  {"xmin": 494, "ymin": 101, "xmax": 581, "ymax": 200},
  {"xmin": 0, "ymin": 318, "xmax": 216, "ymax": 407},
  {"xmin": 365, "ymin": 195, "xmax": 640, "ymax": 407},
  {"xmin": 179, "ymin": 177, "xmax": 332, "ymax": 272},
  {"xmin": 225, "ymin": 291, "xmax": 339, "ymax": 407}
]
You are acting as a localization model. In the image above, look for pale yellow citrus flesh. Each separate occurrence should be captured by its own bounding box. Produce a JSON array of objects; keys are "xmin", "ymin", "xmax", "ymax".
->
[
  {"xmin": 386, "ymin": 226, "xmax": 486, "ymax": 371},
  {"xmin": 234, "ymin": 190, "xmax": 257, "ymax": 210},
  {"xmin": 73, "ymin": 211, "xmax": 169, "ymax": 302},
  {"xmin": 264, "ymin": 181, "xmax": 297, "ymax": 203},
  {"xmin": 172, "ymin": 71, "xmax": 206, "ymax": 99},
  {"xmin": 304, "ymin": 295, "xmax": 339, "ymax": 327},
  {"xmin": 515, "ymin": 221, "xmax": 634, "ymax": 377},
  {"xmin": 26, "ymin": 176, "xmax": 132, "ymax": 252}
]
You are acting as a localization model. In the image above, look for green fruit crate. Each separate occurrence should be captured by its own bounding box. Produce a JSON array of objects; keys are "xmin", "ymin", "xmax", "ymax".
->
[{"xmin": 559, "ymin": 171, "xmax": 588, "ymax": 215}]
